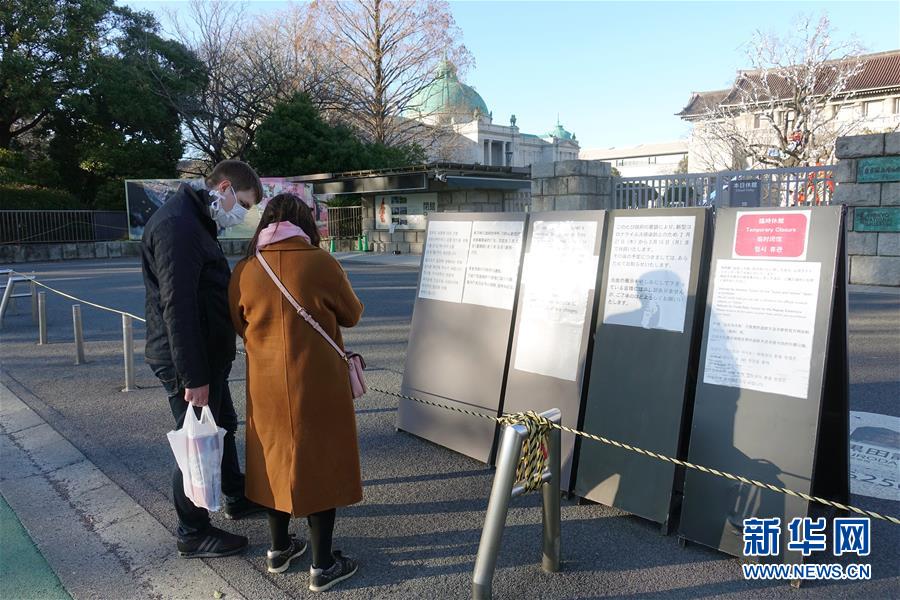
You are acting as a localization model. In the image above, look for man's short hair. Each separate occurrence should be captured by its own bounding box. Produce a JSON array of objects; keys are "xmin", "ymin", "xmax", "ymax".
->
[{"xmin": 206, "ymin": 160, "xmax": 263, "ymax": 205}]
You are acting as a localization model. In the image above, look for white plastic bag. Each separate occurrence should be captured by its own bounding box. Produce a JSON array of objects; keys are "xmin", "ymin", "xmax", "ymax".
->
[{"xmin": 167, "ymin": 405, "xmax": 226, "ymax": 511}]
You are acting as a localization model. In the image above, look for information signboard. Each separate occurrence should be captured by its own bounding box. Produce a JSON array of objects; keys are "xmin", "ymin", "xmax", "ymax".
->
[
  {"xmin": 397, "ymin": 212, "xmax": 528, "ymax": 462},
  {"xmin": 574, "ymin": 208, "xmax": 711, "ymax": 528},
  {"xmin": 678, "ymin": 206, "xmax": 849, "ymax": 565}
]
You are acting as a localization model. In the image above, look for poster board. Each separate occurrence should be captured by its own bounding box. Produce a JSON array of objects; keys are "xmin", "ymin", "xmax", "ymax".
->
[
  {"xmin": 500, "ymin": 211, "xmax": 607, "ymax": 488},
  {"xmin": 574, "ymin": 208, "xmax": 711, "ymax": 528},
  {"xmin": 397, "ymin": 212, "xmax": 529, "ymax": 462},
  {"xmin": 374, "ymin": 193, "xmax": 437, "ymax": 231},
  {"xmin": 124, "ymin": 178, "xmax": 324, "ymax": 240},
  {"xmin": 678, "ymin": 206, "xmax": 849, "ymax": 564}
]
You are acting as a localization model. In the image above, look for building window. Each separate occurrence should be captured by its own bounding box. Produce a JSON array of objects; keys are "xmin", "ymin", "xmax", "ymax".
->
[
  {"xmin": 648, "ymin": 156, "xmax": 657, "ymax": 164},
  {"xmin": 864, "ymin": 100, "xmax": 883, "ymax": 117},
  {"xmin": 753, "ymin": 114, "xmax": 761, "ymax": 129},
  {"xmin": 615, "ymin": 159, "xmax": 624, "ymax": 166},
  {"xmin": 893, "ymin": 97, "xmax": 900, "ymax": 114}
]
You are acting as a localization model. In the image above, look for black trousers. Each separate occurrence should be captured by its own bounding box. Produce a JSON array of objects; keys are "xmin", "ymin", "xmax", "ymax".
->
[
  {"xmin": 153, "ymin": 363, "xmax": 245, "ymax": 539},
  {"xmin": 268, "ymin": 508, "xmax": 337, "ymax": 569}
]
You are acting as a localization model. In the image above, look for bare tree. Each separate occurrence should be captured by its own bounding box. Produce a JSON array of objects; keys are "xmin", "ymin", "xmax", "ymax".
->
[
  {"xmin": 695, "ymin": 14, "xmax": 866, "ymax": 169},
  {"xmin": 158, "ymin": 1, "xmax": 336, "ymax": 172},
  {"xmin": 314, "ymin": 0, "xmax": 474, "ymax": 147}
]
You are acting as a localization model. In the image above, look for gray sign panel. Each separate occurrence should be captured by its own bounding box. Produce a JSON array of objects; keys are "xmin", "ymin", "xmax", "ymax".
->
[
  {"xmin": 679, "ymin": 206, "xmax": 849, "ymax": 564},
  {"xmin": 574, "ymin": 208, "xmax": 711, "ymax": 528},
  {"xmin": 500, "ymin": 211, "xmax": 607, "ymax": 488},
  {"xmin": 397, "ymin": 212, "xmax": 529, "ymax": 462}
]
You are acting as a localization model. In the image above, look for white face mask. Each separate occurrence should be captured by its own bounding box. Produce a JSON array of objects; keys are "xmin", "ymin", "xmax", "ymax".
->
[{"xmin": 208, "ymin": 187, "xmax": 248, "ymax": 228}]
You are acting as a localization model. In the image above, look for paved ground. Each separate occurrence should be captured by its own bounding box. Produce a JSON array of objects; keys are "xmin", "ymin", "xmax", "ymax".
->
[
  {"xmin": 0, "ymin": 255, "xmax": 898, "ymax": 599},
  {"xmin": 0, "ymin": 492, "xmax": 70, "ymax": 600}
]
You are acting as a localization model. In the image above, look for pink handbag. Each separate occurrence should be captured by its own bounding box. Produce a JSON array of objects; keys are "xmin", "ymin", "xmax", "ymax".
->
[{"xmin": 256, "ymin": 251, "xmax": 367, "ymax": 399}]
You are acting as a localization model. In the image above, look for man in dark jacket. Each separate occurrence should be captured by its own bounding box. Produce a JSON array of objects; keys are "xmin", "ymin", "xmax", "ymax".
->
[{"xmin": 141, "ymin": 160, "xmax": 264, "ymax": 558}]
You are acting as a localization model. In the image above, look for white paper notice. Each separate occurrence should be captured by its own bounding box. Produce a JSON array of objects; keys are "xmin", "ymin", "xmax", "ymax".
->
[
  {"xmin": 703, "ymin": 260, "xmax": 821, "ymax": 399},
  {"xmin": 462, "ymin": 221, "xmax": 525, "ymax": 310},
  {"xmin": 602, "ymin": 216, "xmax": 695, "ymax": 332},
  {"xmin": 418, "ymin": 220, "xmax": 472, "ymax": 303},
  {"xmin": 514, "ymin": 220, "xmax": 599, "ymax": 381},
  {"xmin": 849, "ymin": 411, "xmax": 900, "ymax": 501}
]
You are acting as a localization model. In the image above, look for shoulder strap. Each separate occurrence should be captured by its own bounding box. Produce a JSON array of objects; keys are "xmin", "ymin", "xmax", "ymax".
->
[{"xmin": 255, "ymin": 250, "xmax": 349, "ymax": 363}]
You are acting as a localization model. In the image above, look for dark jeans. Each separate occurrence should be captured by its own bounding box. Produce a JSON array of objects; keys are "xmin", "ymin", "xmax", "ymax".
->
[{"xmin": 153, "ymin": 363, "xmax": 245, "ymax": 539}]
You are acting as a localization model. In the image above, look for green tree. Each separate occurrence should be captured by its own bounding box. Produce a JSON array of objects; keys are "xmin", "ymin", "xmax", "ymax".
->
[
  {"xmin": 248, "ymin": 93, "xmax": 424, "ymax": 177},
  {"xmin": 47, "ymin": 6, "xmax": 204, "ymax": 208},
  {"xmin": 0, "ymin": 0, "xmax": 111, "ymax": 149}
]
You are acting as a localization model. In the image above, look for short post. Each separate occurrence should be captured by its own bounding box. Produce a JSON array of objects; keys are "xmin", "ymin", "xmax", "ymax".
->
[
  {"xmin": 472, "ymin": 408, "xmax": 562, "ymax": 600},
  {"xmin": 37, "ymin": 292, "xmax": 47, "ymax": 345},
  {"xmin": 472, "ymin": 424, "xmax": 526, "ymax": 600},
  {"xmin": 542, "ymin": 419, "xmax": 562, "ymax": 572},
  {"xmin": 0, "ymin": 277, "xmax": 14, "ymax": 327},
  {"xmin": 31, "ymin": 280, "xmax": 38, "ymax": 323},
  {"xmin": 122, "ymin": 314, "xmax": 135, "ymax": 391},
  {"xmin": 72, "ymin": 305, "xmax": 85, "ymax": 365}
]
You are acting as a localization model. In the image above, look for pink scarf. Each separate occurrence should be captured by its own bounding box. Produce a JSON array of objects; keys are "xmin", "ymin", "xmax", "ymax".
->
[{"xmin": 256, "ymin": 221, "xmax": 311, "ymax": 249}]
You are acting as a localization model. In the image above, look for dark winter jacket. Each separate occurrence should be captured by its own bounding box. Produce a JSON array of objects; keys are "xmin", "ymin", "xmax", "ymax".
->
[{"xmin": 141, "ymin": 183, "xmax": 236, "ymax": 388}]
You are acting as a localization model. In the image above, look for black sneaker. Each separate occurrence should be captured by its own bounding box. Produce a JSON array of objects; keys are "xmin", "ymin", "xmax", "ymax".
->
[
  {"xmin": 309, "ymin": 551, "xmax": 358, "ymax": 592},
  {"xmin": 266, "ymin": 535, "xmax": 308, "ymax": 573},
  {"xmin": 223, "ymin": 497, "xmax": 266, "ymax": 520},
  {"xmin": 177, "ymin": 526, "xmax": 248, "ymax": 558}
]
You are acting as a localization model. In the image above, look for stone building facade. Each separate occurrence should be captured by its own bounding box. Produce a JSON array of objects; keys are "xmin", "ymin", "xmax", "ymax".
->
[{"xmin": 833, "ymin": 133, "xmax": 900, "ymax": 286}]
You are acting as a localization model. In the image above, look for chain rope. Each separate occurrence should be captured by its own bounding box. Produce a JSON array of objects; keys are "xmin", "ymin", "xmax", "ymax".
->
[{"xmin": 370, "ymin": 386, "xmax": 900, "ymax": 525}]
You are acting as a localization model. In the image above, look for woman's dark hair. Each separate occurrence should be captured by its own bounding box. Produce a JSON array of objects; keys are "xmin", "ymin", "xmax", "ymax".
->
[{"xmin": 246, "ymin": 193, "xmax": 321, "ymax": 258}]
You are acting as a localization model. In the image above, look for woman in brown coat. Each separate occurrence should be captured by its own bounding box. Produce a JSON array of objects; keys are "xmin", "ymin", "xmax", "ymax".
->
[{"xmin": 228, "ymin": 194, "xmax": 364, "ymax": 592}]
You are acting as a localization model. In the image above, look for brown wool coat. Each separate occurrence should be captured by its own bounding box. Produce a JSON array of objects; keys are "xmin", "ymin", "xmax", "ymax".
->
[{"xmin": 228, "ymin": 237, "xmax": 364, "ymax": 517}]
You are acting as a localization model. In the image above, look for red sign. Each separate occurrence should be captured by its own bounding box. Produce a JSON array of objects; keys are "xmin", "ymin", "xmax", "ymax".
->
[{"xmin": 733, "ymin": 211, "xmax": 809, "ymax": 259}]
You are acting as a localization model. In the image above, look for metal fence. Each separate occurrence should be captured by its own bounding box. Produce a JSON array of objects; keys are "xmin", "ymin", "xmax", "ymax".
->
[
  {"xmin": 615, "ymin": 166, "xmax": 835, "ymax": 209},
  {"xmin": 0, "ymin": 211, "xmax": 129, "ymax": 244},
  {"xmin": 325, "ymin": 205, "xmax": 363, "ymax": 239}
]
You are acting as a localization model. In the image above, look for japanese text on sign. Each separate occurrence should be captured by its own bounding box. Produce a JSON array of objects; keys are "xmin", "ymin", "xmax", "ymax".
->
[
  {"xmin": 703, "ymin": 260, "xmax": 821, "ymax": 399},
  {"xmin": 602, "ymin": 215, "xmax": 695, "ymax": 332},
  {"xmin": 733, "ymin": 210, "xmax": 810, "ymax": 260},
  {"xmin": 514, "ymin": 220, "xmax": 599, "ymax": 382},
  {"xmin": 462, "ymin": 221, "xmax": 525, "ymax": 310},
  {"xmin": 418, "ymin": 221, "xmax": 472, "ymax": 303}
]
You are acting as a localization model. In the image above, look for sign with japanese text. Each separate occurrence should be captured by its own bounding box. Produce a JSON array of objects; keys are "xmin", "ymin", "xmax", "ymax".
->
[
  {"xmin": 733, "ymin": 210, "xmax": 810, "ymax": 260},
  {"xmin": 703, "ymin": 260, "xmax": 820, "ymax": 399},
  {"xmin": 857, "ymin": 156, "xmax": 900, "ymax": 183},
  {"xmin": 602, "ymin": 215, "xmax": 695, "ymax": 333},
  {"xmin": 730, "ymin": 178, "xmax": 761, "ymax": 207}
]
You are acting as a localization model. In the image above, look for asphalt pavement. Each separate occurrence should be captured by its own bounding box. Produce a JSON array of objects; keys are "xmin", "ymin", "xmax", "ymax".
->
[{"xmin": 0, "ymin": 255, "xmax": 897, "ymax": 599}]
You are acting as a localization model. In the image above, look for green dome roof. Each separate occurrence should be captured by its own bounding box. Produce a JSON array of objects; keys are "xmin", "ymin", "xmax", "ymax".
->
[
  {"xmin": 404, "ymin": 61, "xmax": 489, "ymax": 122},
  {"xmin": 546, "ymin": 122, "xmax": 574, "ymax": 140}
]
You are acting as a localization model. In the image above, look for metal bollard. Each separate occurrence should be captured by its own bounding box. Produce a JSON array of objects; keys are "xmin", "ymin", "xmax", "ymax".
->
[
  {"xmin": 542, "ymin": 419, "xmax": 562, "ymax": 572},
  {"xmin": 122, "ymin": 314, "xmax": 136, "ymax": 391},
  {"xmin": 31, "ymin": 281, "xmax": 38, "ymax": 323},
  {"xmin": 72, "ymin": 305, "xmax": 85, "ymax": 365},
  {"xmin": 37, "ymin": 292, "xmax": 47, "ymax": 345},
  {"xmin": 472, "ymin": 424, "xmax": 526, "ymax": 600},
  {"xmin": 472, "ymin": 408, "xmax": 562, "ymax": 600}
]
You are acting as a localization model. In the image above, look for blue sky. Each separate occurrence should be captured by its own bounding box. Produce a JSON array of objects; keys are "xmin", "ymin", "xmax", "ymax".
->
[{"xmin": 123, "ymin": 1, "xmax": 900, "ymax": 149}]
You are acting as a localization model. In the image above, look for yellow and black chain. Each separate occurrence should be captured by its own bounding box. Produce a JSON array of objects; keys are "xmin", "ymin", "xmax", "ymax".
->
[
  {"xmin": 499, "ymin": 410, "xmax": 552, "ymax": 493},
  {"xmin": 370, "ymin": 385, "xmax": 900, "ymax": 526}
]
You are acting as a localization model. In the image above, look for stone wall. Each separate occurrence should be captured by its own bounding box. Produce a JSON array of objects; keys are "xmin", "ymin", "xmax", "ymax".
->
[
  {"xmin": 530, "ymin": 160, "xmax": 614, "ymax": 211},
  {"xmin": 833, "ymin": 133, "xmax": 900, "ymax": 286},
  {"xmin": 0, "ymin": 239, "xmax": 252, "ymax": 264}
]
